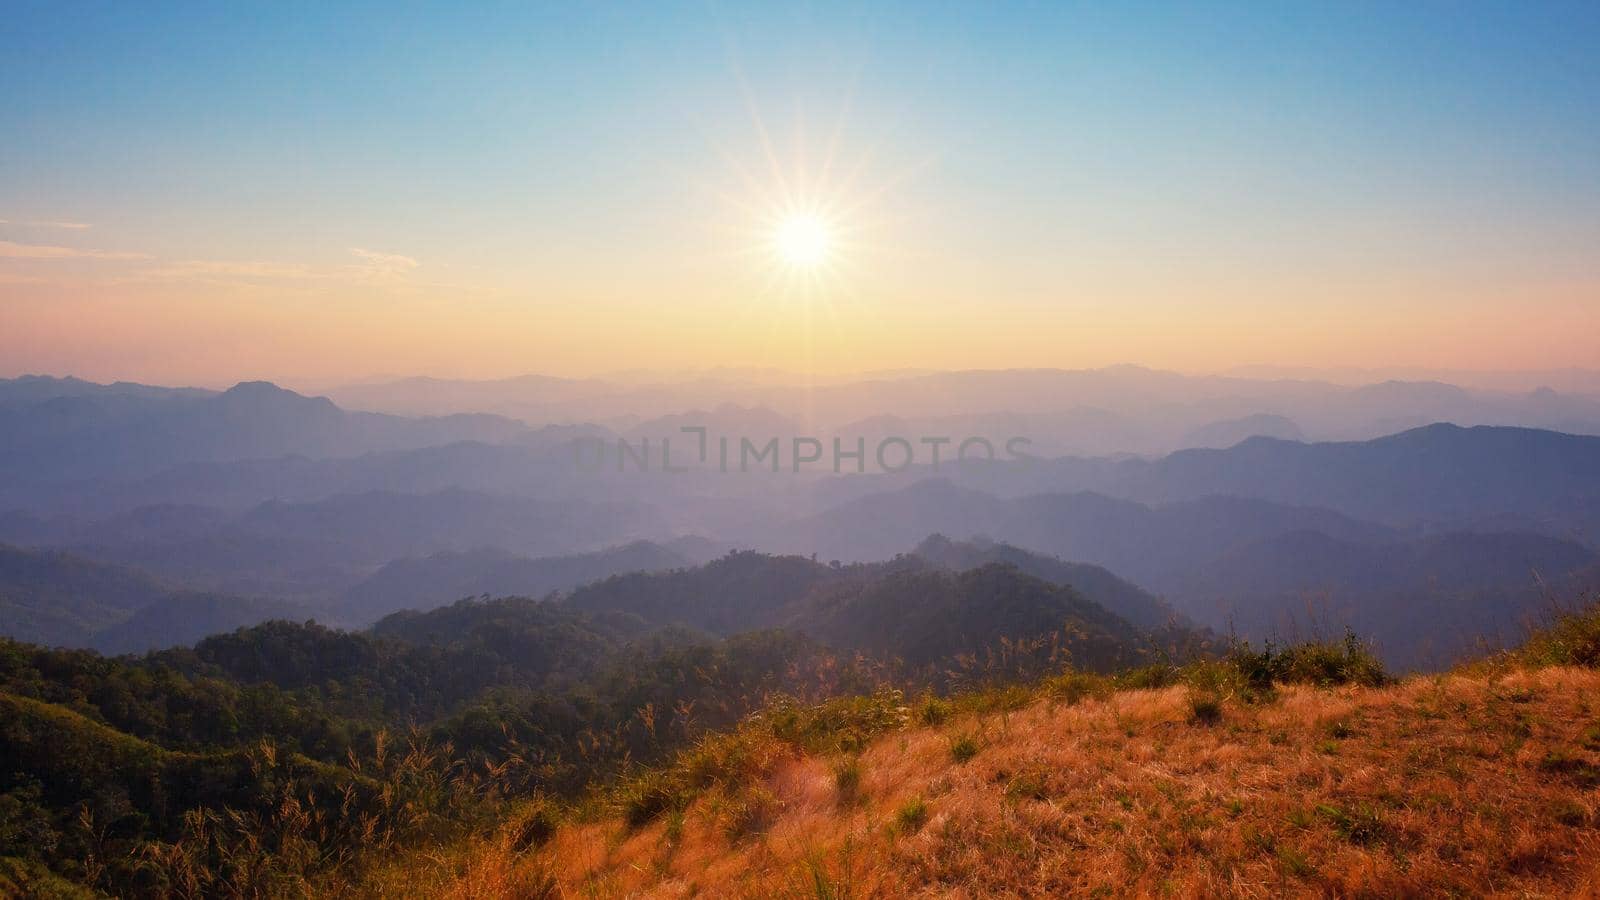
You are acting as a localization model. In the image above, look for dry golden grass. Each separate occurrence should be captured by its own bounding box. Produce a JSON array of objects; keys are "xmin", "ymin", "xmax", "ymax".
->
[{"xmin": 392, "ymin": 664, "xmax": 1600, "ymax": 899}]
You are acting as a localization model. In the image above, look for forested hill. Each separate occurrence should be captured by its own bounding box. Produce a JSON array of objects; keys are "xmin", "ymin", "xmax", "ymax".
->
[{"xmin": 0, "ymin": 545, "xmax": 1198, "ymax": 895}]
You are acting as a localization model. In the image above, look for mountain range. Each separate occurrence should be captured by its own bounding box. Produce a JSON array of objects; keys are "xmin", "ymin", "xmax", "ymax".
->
[{"xmin": 3, "ymin": 370, "xmax": 1599, "ymax": 670}]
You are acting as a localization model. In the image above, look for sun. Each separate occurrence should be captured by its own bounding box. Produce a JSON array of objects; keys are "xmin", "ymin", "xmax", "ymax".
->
[
  {"xmin": 703, "ymin": 94, "xmax": 919, "ymax": 303},
  {"xmin": 774, "ymin": 212, "xmax": 831, "ymax": 268}
]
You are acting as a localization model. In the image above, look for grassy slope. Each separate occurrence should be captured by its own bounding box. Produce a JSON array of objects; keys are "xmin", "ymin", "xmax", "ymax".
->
[{"xmin": 389, "ymin": 663, "xmax": 1600, "ymax": 898}]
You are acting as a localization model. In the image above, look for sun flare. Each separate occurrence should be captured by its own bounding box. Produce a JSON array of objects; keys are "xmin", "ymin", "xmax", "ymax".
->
[{"xmin": 774, "ymin": 213, "xmax": 832, "ymax": 268}]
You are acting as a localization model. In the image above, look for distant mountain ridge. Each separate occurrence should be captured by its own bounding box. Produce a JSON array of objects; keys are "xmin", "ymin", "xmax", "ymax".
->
[
  {"xmin": 556, "ymin": 541, "xmax": 1207, "ymax": 674},
  {"xmin": 903, "ymin": 423, "xmax": 1600, "ymax": 543},
  {"xmin": 338, "ymin": 538, "xmax": 719, "ymax": 625},
  {"xmin": 775, "ymin": 479, "xmax": 1600, "ymax": 668},
  {"xmin": 1118, "ymin": 424, "xmax": 1600, "ymax": 539},
  {"xmin": 910, "ymin": 534, "xmax": 1180, "ymax": 629},
  {"xmin": 0, "ymin": 377, "xmax": 530, "ymax": 485},
  {"xmin": 319, "ymin": 366, "xmax": 1600, "ymax": 452},
  {"xmin": 0, "ymin": 542, "xmax": 310, "ymax": 653}
]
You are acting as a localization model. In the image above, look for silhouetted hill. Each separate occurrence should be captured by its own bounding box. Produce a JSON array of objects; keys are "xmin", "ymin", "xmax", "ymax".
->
[
  {"xmin": 235, "ymin": 488, "xmax": 661, "ymax": 560},
  {"xmin": 3, "ymin": 439, "xmax": 589, "ymax": 518},
  {"xmin": 911, "ymin": 534, "xmax": 1179, "ymax": 629},
  {"xmin": 339, "ymin": 539, "xmax": 710, "ymax": 625},
  {"xmin": 324, "ymin": 367, "xmax": 1600, "ymax": 455},
  {"xmin": 782, "ymin": 481, "xmax": 1600, "ymax": 668},
  {"xmin": 556, "ymin": 549, "xmax": 1188, "ymax": 678},
  {"xmin": 563, "ymin": 551, "xmax": 841, "ymax": 636},
  {"xmin": 56, "ymin": 489, "xmax": 669, "ymax": 601},
  {"xmin": 89, "ymin": 593, "xmax": 312, "ymax": 655},
  {"xmin": 0, "ymin": 374, "xmax": 211, "ymax": 407},
  {"xmin": 1180, "ymin": 413, "xmax": 1304, "ymax": 448},
  {"xmin": 0, "ymin": 543, "xmax": 173, "ymax": 646},
  {"xmin": 0, "ymin": 377, "xmax": 529, "ymax": 484},
  {"xmin": 785, "ymin": 480, "xmax": 1396, "ymax": 581},
  {"xmin": 0, "ymin": 542, "xmax": 313, "ymax": 652},
  {"xmin": 1183, "ymin": 529, "xmax": 1599, "ymax": 667},
  {"xmin": 796, "ymin": 563, "xmax": 1153, "ymax": 673},
  {"xmin": 1118, "ymin": 424, "xmax": 1600, "ymax": 540}
]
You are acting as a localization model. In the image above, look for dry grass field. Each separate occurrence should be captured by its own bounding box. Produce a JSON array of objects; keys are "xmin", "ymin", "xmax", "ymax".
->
[{"xmin": 353, "ymin": 642, "xmax": 1600, "ymax": 899}]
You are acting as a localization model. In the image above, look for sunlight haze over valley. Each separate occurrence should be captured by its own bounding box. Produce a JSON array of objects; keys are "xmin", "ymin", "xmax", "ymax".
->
[{"xmin": 3, "ymin": 3, "xmax": 1600, "ymax": 898}]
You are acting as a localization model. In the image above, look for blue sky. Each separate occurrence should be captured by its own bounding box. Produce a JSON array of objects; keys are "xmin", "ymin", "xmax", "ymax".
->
[{"xmin": 2, "ymin": 1, "xmax": 1598, "ymax": 383}]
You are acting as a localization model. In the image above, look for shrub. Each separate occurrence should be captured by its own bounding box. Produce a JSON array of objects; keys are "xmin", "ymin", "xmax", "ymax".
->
[
  {"xmin": 1553, "ymin": 800, "xmax": 1589, "ymax": 827},
  {"xmin": 721, "ymin": 786, "xmax": 781, "ymax": 841},
  {"xmin": 1117, "ymin": 664, "xmax": 1180, "ymax": 691},
  {"xmin": 832, "ymin": 758, "xmax": 862, "ymax": 804},
  {"xmin": 619, "ymin": 771, "xmax": 683, "ymax": 829},
  {"xmin": 895, "ymin": 795, "xmax": 928, "ymax": 833},
  {"xmin": 964, "ymin": 684, "xmax": 1033, "ymax": 714},
  {"xmin": 914, "ymin": 692, "xmax": 951, "ymax": 727},
  {"xmin": 1043, "ymin": 671, "xmax": 1110, "ymax": 706},
  {"xmin": 1005, "ymin": 769, "xmax": 1049, "ymax": 803},
  {"xmin": 1276, "ymin": 845, "xmax": 1315, "ymax": 877},
  {"xmin": 1581, "ymin": 723, "xmax": 1600, "ymax": 752},
  {"xmin": 1538, "ymin": 749, "xmax": 1600, "ymax": 788},
  {"xmin": 949, "ymin": 732, "xmax": 980, "ymax": 763},
  {"xmin": 507, "ymin": 802, "xmax": 556, "ymax": 851},
  {"xmin": 1225, "ymin": 632, "xmax": 1388, "ymax": 689},
  {"xmin": 1184, "ymin": 657, "xmax": 1266, "ymax": 705},
  {"xmin": 1518, "ymin": 601, "xmax": 1600, "ymax": 669},
  {"xmin": 1189, "ymin": 694, "xmax": 1223, "ymax": 726},
  {"xmin": 766, "ymin": 688, "xmax": 909, "ymax": 755},
  {"xmin": 1316, "ymin": 802, "xmax": 1389, "ymax": 846}
]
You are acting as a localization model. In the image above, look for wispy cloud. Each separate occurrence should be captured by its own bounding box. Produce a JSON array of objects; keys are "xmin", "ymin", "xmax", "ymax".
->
[
  {"xmin": 118, "ymin": 248, "xmax": 424, "ymax": 288},
  {"xmin": 0, "ymin": 240, "xmax": 146, "ymax": 260},
  {"xmin": 8, "ymin": 240, "xmax": 431, "ymax": 293},
  {"xmin": 349, "ymin": 247, "xmax": 419, "ymax": 273},
  {"xmin": 132, "ymin": 259, "xmax": 320, "ymax": 281},
  {"xmin": 0, "ymin": 219, "xmax": 92, "ymax": 229}
]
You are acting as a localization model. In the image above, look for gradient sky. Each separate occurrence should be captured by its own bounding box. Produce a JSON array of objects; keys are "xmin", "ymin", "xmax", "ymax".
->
[{"xmin": 2, "ymin": 1, "xmax": 1598, "ymax": 387}]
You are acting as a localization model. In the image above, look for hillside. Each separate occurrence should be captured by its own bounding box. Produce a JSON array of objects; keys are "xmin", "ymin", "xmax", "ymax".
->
[
  {"xmin": 89, "ymin": 592, "xmax": 311, "ymax": 655},
  {"xmin": 339, "ymin": 539, "xmax": 708, "ymax": 624},
  {"xmin": 911, "ymin": 534, "xmax": 1178, "ymax": 629},
  {"xmin": 0, "ymin": 378, "xmax": 528, "ymax": 484},
  {"xmin": 2, "ymin": 575, "xmax": 1599, "ymax": 896},
  {"xmin": 557, "ymin": 548, "xmax": 1191, "ymax": 680},
  {"xmin": 49, "ymin": 490, "xmax": 669, "ymax": 604},
  {"xmin": 795, "ymin": 564, "xmax": 1153, "ymax": 676},
  {"xmin": 0, "ymin": 546, "xmax": 1188, "ymax": 896},
  {"xmin": 501, "ymin": 667, "xmax": 1600, "ymax": 897},
  {"xmin": 0, "ymin": 542, "xmax": 310, "ymax": 652},
  {"xmin": 406, "ymin": 610, "xmax": 1600, "ymax": 899},
  {"xmin": 1183, "ymin": 530, "xmax": 1599, "ymax": 668},
  {"xmin": 0, "ymin": 543, "xmax": 178, "ymax": 646},
  {"xmin": 1109, "ymin": 424, "xmax": 1600, "ymax": 540},
  {"xmin": 782, "ymin": 482, "xmax": 1600, "ymax": 667}
]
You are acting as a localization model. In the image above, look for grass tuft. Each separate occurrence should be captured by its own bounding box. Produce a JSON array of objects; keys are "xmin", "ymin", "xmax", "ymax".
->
[
  {"xmin": 914, "ymin": 692, "xmax": 951, "ymax": 727},
  {"xmin": 895, "ymin": 795, "xmax": 928, "ymax": 834},
  {"xmin": 1188, "ymin": 694, "xmax": 1223, "ymax": 726},
  {"xmin": 832, "ymin": 757, "xmax": 862, "ymax": 805},
  {"xmin": 1518, "ymin": 603, "xmax": 1600, "ymax": 669}
]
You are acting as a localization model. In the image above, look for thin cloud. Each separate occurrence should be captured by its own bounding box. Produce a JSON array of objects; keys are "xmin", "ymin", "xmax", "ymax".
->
[
  {"xmin": 17, "ymin": 243, "xmax": 429, "ymax": 291},
  {"xmin": 123, "ymin": 250, "xmax": 423, "ymax": 288},
  {"xmin": 349, "ymin": 247, "xmax": 419, "ymax": 272},
  {"xmin": 0, "ymin": 240, "xmax": 146, "ymax": 260},
  {"xmin": 0, "ymin": 219, "xmax": 93, "ymax": 229},
  {"xmin": 121, "ymin": 259, "xmax": 321, "ymax": 284}
]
